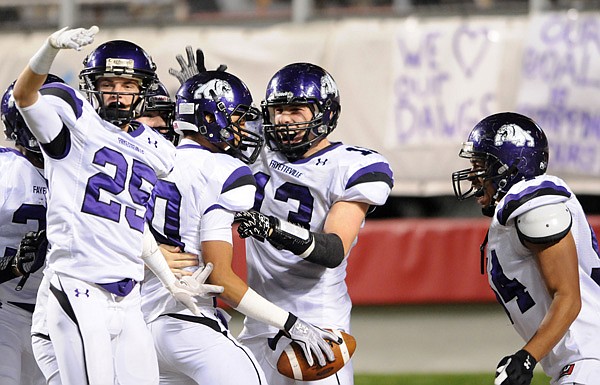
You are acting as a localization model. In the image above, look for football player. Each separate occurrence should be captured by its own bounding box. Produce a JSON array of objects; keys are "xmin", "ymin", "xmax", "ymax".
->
[
  {"xmin": 0, "ymin": 75, "xmax": 63, "ymax": 385},
  {"xmin": 452, "ymin": 112, "xmax": 600, "ymax": 385},
  {"xmin": 235, "ymin": 62, "xmax": 394, "ymax": 384},
  {"xmin": 12, "ymin": 26, "xmax": 222, "ymax": 384},
  {"xmin": 142, "ymin": 81, "xmax": 179, "ymax": 145},
  {"xmin": 143, "ymin": 69, "xmax": 340, "ymax": 384}
]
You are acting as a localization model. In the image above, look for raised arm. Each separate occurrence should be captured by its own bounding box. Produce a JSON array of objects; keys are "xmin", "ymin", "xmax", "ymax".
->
[
  {"xmin": 13, "ymin": 26, "xmax": 99, "ymax": 108},
  {"xmin": 12, "ymin": 26, "xmax": 99, "ymax": 150}
]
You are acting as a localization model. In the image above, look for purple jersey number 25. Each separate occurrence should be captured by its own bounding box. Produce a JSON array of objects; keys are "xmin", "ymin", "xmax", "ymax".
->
[{"xmin": 82, "ymin": 146, "xmax": 157, "ymax": 232}]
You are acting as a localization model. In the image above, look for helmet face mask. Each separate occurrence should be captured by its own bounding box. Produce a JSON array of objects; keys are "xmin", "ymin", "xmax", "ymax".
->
[
  {"xmin": 94, "ymin": 78, "xmax": 143, "ymax": 126},
  {"xmin": 144, "ymin": 82, "xmax": 178, "ymax": 145},
  {"xmin": 452, "ymin": 112, "xmax": 549, "ymax": 203},
  {"xmin": 79, "ymin": 40, "xmax": 157, "ymax": 126},
  {"xmin": 174, "ymin": 71, "xmax": 263, "ymax": 164},
  {"xmin": 262, "ymin": 63, "xmax": 341, "ymax": 161},
  {"xmin": 452, "ymin": 149, "xmax": 489, "ymax": 201}
]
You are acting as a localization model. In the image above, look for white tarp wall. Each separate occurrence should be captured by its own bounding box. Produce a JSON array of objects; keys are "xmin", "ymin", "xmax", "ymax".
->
[{"xmin": 1, "ymin": 11, "xmax": 599, "ymax": 196}]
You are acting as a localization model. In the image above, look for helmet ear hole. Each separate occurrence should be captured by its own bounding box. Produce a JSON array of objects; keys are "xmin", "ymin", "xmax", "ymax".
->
[{"xmin": 174, "ymin": 71, "xmax": 264, "ymax": 164}]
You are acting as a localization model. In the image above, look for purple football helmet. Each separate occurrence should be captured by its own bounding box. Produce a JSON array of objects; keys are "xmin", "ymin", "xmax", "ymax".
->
[
  {"xmin": 452, "ymin": 112, "xmax": 549, "ymax": 201},
  {"xmin": 1, "ymin": 74, "xmax": 65, "ymax": 157},
  {"xmin": 79, "ymin": 40, "xmax": 157, "ymax": 126},
  {"xmin": 144, "ymin": 82, "xmax": 178, "ymax": 145},
  {"xmin": 173, "ymin": 71, "xmax": 263, "ymax": 164},
  {"xmin": 262, "ymin": 62, "xmax": 341, "ymax": 160}
]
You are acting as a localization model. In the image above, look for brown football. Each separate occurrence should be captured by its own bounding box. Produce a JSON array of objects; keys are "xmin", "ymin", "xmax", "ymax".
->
[{"xmin": 276, "ymin": 329, "xmax": 356, "ymax": 381}]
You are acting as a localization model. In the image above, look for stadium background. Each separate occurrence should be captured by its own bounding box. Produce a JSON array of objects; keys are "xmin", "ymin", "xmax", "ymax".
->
[{"xmin": 1, "ymin": 0, "xmax": 600, "ymax": 380}]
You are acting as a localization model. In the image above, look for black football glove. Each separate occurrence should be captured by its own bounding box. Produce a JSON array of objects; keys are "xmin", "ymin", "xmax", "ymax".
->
[
  {"xmin": 494, "ymin": 349, "xmax": 537, "ymax": 385},
  {"xmin": 168, "ymin": 45, "xmax": 228, "ymax": 85},
  {"xmin": 235, "ymin": 210, "xmax": 276, "ymax": 242},
  {"xmin": 12, "ymin": 229, "xmax": 48, "ymax": 290}
]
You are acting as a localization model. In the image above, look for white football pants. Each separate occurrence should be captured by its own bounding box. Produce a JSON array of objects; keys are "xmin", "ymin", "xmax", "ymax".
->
[
  {"xmin": 552, "ymin": 358, "xmax": 600, "ymax": 385},
  {"xmin": 45, "ymin": 272, "xmax": 159, "ymax": 385},
  {"xmin": 0, "ymin": 302, "xmax": 45, "ymax": 385},
  {"xmin": 148, "ymin": 310, "xmax": 267, "ymax": 385}
]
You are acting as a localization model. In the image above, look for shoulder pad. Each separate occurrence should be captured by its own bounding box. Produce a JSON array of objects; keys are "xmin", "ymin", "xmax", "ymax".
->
[
  {"xmin": 40, "ymin": 83, "xmax": 83, "ymax": 120},
  {"xmin": 496, "ymin": 179, "xmax": 571, "ymax": 225},
  {"xmin": 516, "ymin": 202, "xmax": 572, "ymax": 244}
]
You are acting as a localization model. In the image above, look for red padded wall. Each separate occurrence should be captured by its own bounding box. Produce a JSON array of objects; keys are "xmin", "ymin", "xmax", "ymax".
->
[{"xmin": 231, "ymin": 216, "xmax": 600, "ymax": 305}]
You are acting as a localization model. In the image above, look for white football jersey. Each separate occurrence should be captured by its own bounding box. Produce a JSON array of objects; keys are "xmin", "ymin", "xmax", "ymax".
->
[
  {"xmin": 239, "ymin": 143, "xmax": 394, "ymax": 339},
  {"xmin": 0, "ymin": 148, "xmax": 47, "ymax": 304},
  {"xmin": 37, "ymin": 83, "xmax": 174, "ymax": 283},
  {"xmin": 142, "ymin": 139, "xmax": 256, "ymax": 322},
  {"xmin": 487, "ymin": 174, "xmax": 600, "ymax": 380}
]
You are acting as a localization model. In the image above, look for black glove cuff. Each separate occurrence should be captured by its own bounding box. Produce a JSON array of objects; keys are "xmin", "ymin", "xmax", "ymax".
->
[
  {"xmin": 284, "ymin": 312, "xmax": 298, "ymax": 333},
  {"xmin": 268, "ymin": 313, "xmax": 298, "ymax": 351},
  {"xmin": 514, "ymin": 349, "xmax": 537, "ymax": 370}
]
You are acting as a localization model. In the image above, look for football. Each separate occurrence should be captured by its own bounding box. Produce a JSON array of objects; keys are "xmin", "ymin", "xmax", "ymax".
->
[{"xmin": 276, "ymin": 329, "xmax": 356, "ymax": 381}]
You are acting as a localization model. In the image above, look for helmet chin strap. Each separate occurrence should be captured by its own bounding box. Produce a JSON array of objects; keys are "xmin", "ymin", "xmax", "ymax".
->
[
  {"xmin": 495, "ymin": 159, "xmax": 520, "ymax": 194},
  {"xmin": 480, "ymin": 181, "xmax": 506, "ymax": 218},
  {"xmin": 474, "ymin": 175, "xmax": 502, "ymax": 217},
  {"xmin": 478, "ymin": 159, "xmax": 518, "ymax": 217},
  {"xmin": 481, "ymin": 202, "xmax": 496, "ymax": 217},
  {"xmin": 101, "ymin": 108, "xmax": 132, "ymax": 126}
]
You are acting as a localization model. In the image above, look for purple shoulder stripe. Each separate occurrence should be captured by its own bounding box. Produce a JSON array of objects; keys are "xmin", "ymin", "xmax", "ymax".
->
[
  {"xmin": 222, "ymin": 166, "xmax": 256, "ymax": 194},
  {"xmin": 40, "ymin": 83, "xmax": 83, "ymax": 119},
  {"xmin": 346, "ymin": 162, "xmax": 394, "ymax": 190},
  {"xmin": 497, "ymin": 180, "xmax": 571, "ymax": 225},
  {"xmin": 204, "ymin": 203, "xmax": 225, "ymax": 215},
  {"xmin": 0, "ymin": 147, "xmax": 25, "ymax": 158}
]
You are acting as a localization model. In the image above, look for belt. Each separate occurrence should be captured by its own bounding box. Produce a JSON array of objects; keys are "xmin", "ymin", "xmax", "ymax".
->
[{"xmin": 97, "ymin": 278, "xmax": 137, "ymax": 297}]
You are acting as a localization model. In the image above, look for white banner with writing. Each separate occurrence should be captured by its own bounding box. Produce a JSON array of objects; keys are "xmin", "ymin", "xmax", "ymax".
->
[{"xmin": 1, "ymin": 13, "xmax": 598, "ymax": 195}]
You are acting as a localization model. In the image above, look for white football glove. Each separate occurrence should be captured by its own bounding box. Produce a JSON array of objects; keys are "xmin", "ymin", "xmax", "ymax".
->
[
  {"xmin": 168, "ymin": 45, "xmax": 228, "ymax": 85},
  {"xmin": 29, "ymin": 25, "xmax": 99, "ymax": 75},
  {"xmin": 49, "ymin": 26, "xmax": 99, "ymax": 51},
  {"xmin": 286, "ymin": 316, "xmax": 340, "ymax": 367},
  {"xmin": 169, "ymin": 45, "xmax": 201, "ymax": 85},
  {"xmin": 166, "ymin": 262, "xmax": 224, "ymax": 315}
]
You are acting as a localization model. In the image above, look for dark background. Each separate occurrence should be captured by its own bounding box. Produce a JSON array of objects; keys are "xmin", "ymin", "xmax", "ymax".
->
[{"xmin": 369, "ymin": 194, "xmax": 600, "ymax": 219}]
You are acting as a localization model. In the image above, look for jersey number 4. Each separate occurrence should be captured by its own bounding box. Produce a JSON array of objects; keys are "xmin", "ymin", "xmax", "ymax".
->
[{"xmin": 489, "ymin": 250, "xmax": 535, "ymax": 323}]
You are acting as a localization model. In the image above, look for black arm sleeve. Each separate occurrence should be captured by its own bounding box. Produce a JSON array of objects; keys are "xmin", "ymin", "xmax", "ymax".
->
[
  {"xmin": 40, "ymin": 125, "xmax": 70, "ymax": 158},
  {"xmin": 266, "ymin": 219, "xmax": 346, "ymax": 268},
  {"xmin": 303, "ymin": 232, "xmax": 345, "ymax": 268}
]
